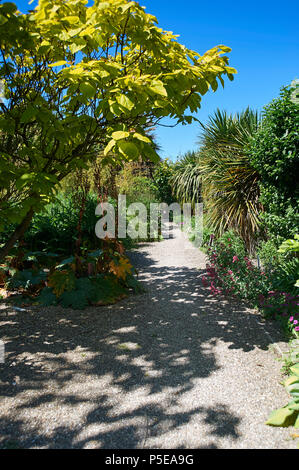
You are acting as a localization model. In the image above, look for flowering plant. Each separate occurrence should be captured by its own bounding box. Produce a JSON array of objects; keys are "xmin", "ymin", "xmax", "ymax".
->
[{"xmin": 205, "ymin": 231, "xmax": 299, "ymax": 336}]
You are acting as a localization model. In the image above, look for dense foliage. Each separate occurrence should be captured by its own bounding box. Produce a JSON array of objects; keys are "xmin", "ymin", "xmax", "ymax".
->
[
  {"xmin": 248, "ymin": 86, "xmax": 299, "ymax": 243},
  {"xmin": 0, "ymin": 235, "xmax": 143, "ymax": 309},
  {"xmin": 0, "ymin": 0, "xmax": 236, "ymax": 261},
  {"xmin": 151, "ymin": 159, "xmax": 175, "ymax": 205}
]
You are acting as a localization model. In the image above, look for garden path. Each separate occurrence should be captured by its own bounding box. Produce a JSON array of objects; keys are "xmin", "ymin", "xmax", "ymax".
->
[{"xmin": 0, "ymin": 223, "xmax": 296, "ymax": 448}]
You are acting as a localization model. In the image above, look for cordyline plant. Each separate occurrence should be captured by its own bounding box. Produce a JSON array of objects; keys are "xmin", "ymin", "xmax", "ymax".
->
[
  {"xmin": 0, "ymin": 0, "xmax": 236, "ymax": 262},
  {"xmin": 198, "ymin": 108, "xmax": 260, "ymax": 252},
  {"xmin": 171, "ymin": 151, "xmax": 202, "ymax": 207}
]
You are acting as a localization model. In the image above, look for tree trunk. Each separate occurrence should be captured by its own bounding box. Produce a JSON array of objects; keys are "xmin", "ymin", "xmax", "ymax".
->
[{"xmin": 0, "ymin": 207, "xmax": 35, "ymax": 263}]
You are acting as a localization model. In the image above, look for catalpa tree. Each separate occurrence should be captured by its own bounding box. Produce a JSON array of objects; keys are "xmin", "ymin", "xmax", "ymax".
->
[{"xmin": 0, "ymin": 0, "xmax": 236, "ymax": 260}]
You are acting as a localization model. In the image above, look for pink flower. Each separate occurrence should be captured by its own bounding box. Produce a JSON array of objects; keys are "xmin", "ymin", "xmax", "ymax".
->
[
  {"xmin": 294, "ymin": 320, "xmax": 298, "ymax": 325},
  {"xmin": 295, "ymin": 326, "xmax": 299, "ymax": 331},
  {"xmin": 289, "ymin": 316, "xmax": 294, "ymax": 322},
  {"xmin": 232, "ymin": 256, "xmax": 239, "ymax": 263}
]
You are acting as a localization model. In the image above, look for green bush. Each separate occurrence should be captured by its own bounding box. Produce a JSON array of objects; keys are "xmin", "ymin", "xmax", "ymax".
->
[
  {"xmin": 177, "ymin": 213, "xmax": 214, "ymax": 251},
  {"xmin": 116, "ymin": 167, "xmax": 162, "ymax": 240},
  {"xmin": 152, "ymin": 158, "xmax": 175, "ymax": 204},
  {"xmin": 257, "ymin": 239, "xmax": 283, "ymax": 267},
  {"xmin": 3, "ymin": 244, "xmax": 144, "ymax": 310},
  {"xmin": 248, "ymin": 86, "xmax": 299, "ymax": 243},
  {"xmin": 37, "ymin": 274, "xmax": 135, "ymax": 310},
  {"xmin": 22, "ymin": 192, "xmax": 104, "ymax": 254}
]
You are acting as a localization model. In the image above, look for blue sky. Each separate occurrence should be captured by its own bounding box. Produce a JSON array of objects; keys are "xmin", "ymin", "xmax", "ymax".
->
[{"xmin": 15, "ymin": 0, "xmax": 298, "ymax": 160}]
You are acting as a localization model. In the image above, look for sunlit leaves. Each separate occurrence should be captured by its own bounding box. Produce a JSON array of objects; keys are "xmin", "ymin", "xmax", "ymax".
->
[
  {"xmin": 104, "ymin": 139, "xmax": 116, "ymax": 155},
  {"xmin": 0, "ymin": 0, "xmax": 236, "ymax": 231},
  {"xmin": 149, "ymin": 82, "xmax": 168, "ymax": 97},
  {"xmin": 116, "ymin": 94, "xmax": 135, "ymax": 111},
  {"xmin": 109, "ymin": 256, "xmax": 132, "ymax": 280},
  {"xmin": 48, "ymin": 60, "xmax": 68, "ymax": 67}
]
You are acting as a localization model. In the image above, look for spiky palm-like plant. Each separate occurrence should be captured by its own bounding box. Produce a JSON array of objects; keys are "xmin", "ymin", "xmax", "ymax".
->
[
  {"xmin": 171, "ymin": 151, "xmax": 202, "ymax": 206},
  {"xmin": 198, "ymin": 108, "xmax": 261, "ymax": 251}
]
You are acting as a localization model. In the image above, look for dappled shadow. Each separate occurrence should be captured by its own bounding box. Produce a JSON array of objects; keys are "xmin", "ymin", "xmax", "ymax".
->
[{"xmin": 0, "ymin": 231, "xmax": 286, "ymax": 449}]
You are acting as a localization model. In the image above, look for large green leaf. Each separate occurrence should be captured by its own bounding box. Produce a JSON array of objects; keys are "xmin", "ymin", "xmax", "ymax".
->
[
  {"xmin": 266, "ymin": 407, "xmax": 296, "ymax": 427},
  {"xmin": 118, "ymin": 141, "xmax": 139, "ymax": 159},
  {"xmin": 20, "ymin": 106, "xmax": 37, "ymax": 123},
  {"xmin": 116, "ymin": 94, "xmax": 134, "ymax": 111},
  {"xmin": 79, "ymin": 82, "xmax": 96, "ymax": 99},
  {"xmin": 104, "ymin": 139, "xmax": 116, "ymax": 156},
  {"xmin": 149, "ymin": 83, "xmax": 168, "ymax": 97}
]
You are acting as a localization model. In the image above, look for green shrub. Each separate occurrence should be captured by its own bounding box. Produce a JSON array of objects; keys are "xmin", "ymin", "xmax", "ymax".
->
[
  {"xmin": 22, "ymin": 192, "xmax": 118, "ymax": 254},
  {"xmin": 177, "ymin": 213, "xmax": 214, "ymax": 251},
  {"xmin": 37, "ymin": 274, "xmax": 132, "ymax": 310},
  {"xmin": 116, "ymin": 166, "xmax": 162, "ymax": 240},
  {"xmin": 257, "ymin": 239, "xmax": 283, "ymax": 267},
  {"xmin": 4, "ymin": 246, "xmax": 143, "ymax": 310},
  {"xmin": 248, "ymin": 86, "xmax": 299, "ymax": 243},
  {"xmin": 6, "ymin": 268, "xmax": 47, "ymax": 290},
  {"xmin": 152, "ymin": 158, "xmax": 175, "ymax": 204}
]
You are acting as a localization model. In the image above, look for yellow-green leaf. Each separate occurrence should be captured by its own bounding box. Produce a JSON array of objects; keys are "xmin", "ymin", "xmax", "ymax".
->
[
  {"xmin": 112, "ymin": 131, "xmax": 130, "ymax": 140},
  {"xmin": 63, "ymin": 16, "xmax": 80, "ymax": 24},
  {"xmin": 117, "ymin": 94, "xmax": 134, "ymax": 111},
  {"xmin": 49, "ymin": 61, "xmax": 68, "ymax": 68},
  {"xmin": 149, "ymin": 84, "xmax": 168, "ymax": 97},
  {"xmin": 104, "ymin": 139, "xmax": 116, "ymax": 156},
  {"xmin": 226, "ymin": 66, "xmax": 237, "ymax": 74},
  {"xmin": 133, "ymin": 133, "xmax": 151, "ymax": 143},
  {"xmin": 69, "ymin": 42, "xmax": 86, "ymax": 54},
  {"xmin": 266, "ymin": 407, "xmax": 295, "ymax": 427}
]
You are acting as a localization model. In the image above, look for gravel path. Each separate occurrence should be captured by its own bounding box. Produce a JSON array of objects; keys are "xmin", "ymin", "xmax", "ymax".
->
[{"xmin": 0, "ymin": 224, "xmax": 296, "ymax": 449}]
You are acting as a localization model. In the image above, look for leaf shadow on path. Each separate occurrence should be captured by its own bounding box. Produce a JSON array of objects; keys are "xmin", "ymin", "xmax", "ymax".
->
[{"xmin": 0, "ymin": 243, "xmax": 286, "ymax": 449}]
